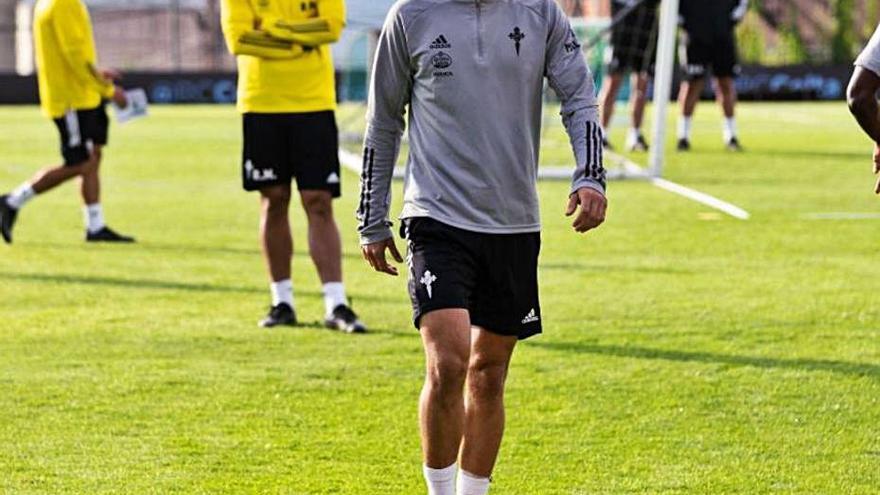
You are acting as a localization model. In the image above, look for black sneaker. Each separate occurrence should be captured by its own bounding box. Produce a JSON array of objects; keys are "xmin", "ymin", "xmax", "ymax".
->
[
  {"xmin": 677, "ymin": 138, "xmax": 691, "ymax": 152},
  {"xmin": 325, "ymin": 304, "xmax": 367, "ymax": 333},
  {"xmin": 602, "ymin": 137, "xmax": 614, "ymax": 151},
  {"xmin": 628, "ymin": 134, "xmax": 650, "ymax": 153},
  {"xmin": 259, "ymin": 303, "xmax": 297, "ymax": 328},
  {"xmin": 0, "ymin": 195, "xmax": 18, "ymax": 245},
  {"xmin": 726, "ymin": 137, "xmax": 743, "ymax": 152},
  {"xmin": 86, "ymin": 226, "xmax": 135, "ymax": 243}
]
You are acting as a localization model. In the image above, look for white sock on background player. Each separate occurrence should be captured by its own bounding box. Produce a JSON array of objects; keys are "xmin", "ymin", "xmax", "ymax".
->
[
  {"xmin": 271, "ymin": 279, "xmax": 294, "ymax": 308},
  {"xmin": 678, "ymin": 116, "xmax": 692, "ymax": 140},
  {"xmin": 423, "ymin": 463, "xmax": 457, "ymax": 495},
  {"xmin": 722, "ymin": 117, "xmax": 737, "ymax": 143},
  {"xmin": 84, "ymin": 203, "xmax": 105, "ymax": 233},
  {"xmin": 322, "ymin": 281, "xmax": 347, "ymax": 316},
  {"xmin": 626, "ymin": 127, "xmax": 642, "ymax": 144},
  {"xmin": 6, "ymin": 183, "xmax": 35, "ymax": 210},
  {"xmin": 457, "ymin": 469, "xmax": 490, "ymax": 495}
]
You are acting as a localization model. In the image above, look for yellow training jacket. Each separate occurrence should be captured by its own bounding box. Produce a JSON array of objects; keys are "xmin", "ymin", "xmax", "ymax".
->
[
  {"xmin": 220, "ymin": 0, "xmax": 345, "ymax": 113},
  {"xmin": 33, "ymin": 0, "xmax": 114, "ymax": 118}
]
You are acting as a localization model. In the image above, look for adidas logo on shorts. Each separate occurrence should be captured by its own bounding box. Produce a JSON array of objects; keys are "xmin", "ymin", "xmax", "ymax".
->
[
  {"xmin": 430, "ymin": 34, "xmax": 451, "ymax": 50},
  {"xmin": 521, "ymin": 308, "xmax": 540, "ymax": 324}
]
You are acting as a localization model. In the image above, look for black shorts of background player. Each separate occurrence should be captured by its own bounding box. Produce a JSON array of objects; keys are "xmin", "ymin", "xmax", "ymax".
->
[
  {"xmin": 676, "ymin": 0, "xmax": 748, "ymax": 152},
  {"xmin": 599, "ymin": 0, "xmax": 659, "ymax": 152}
]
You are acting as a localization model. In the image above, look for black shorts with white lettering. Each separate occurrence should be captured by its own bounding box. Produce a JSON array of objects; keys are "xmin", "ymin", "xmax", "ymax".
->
[
  {"xmin": 606, "ymin": 1, "xmax": 658, "ymax": 75},
  {"xmin": 402, "ymin": 217, "xmax": 542, "ymax": 340},
  {"xmin": 52, "ymin": 104, "xmax": 109, "ymax": 166},
  {"xmin": 241, "ymin": 111, "xmax": 341, "ymax": 196},
  {"xmin": 679, "ymin": 31, "xmax": 740, "ymax": 81}
]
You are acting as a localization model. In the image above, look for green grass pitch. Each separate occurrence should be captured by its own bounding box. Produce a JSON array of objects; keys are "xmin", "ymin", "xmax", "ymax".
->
[{"xmin": 0, "ymin": 102, "xmax": 878, "ymax": 494}]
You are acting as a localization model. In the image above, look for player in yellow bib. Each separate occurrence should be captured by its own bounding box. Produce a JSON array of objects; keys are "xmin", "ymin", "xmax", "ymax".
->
[
  {"xmin": 0, "ymin": 0, "xmax": 134, "ymax": 244},
  {"xmin": 221, "ymin": 0, "xmax": 366, "ymax": 331}
]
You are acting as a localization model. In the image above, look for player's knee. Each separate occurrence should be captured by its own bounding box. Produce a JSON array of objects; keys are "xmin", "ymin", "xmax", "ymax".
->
[
  {"xmin": 467, "ymin": 358, "xmax": 508, "ymax": 403},
  {"xmin": 426, "ymin": 354, "xmax": 468, "ymax": 397},
  {"xmin": 261, "ymin": 187, "xmax": 291, "ymax": 213},
  {"xmin": 301, "ymin": 191, "xmax": 333, "ymax": 219}
]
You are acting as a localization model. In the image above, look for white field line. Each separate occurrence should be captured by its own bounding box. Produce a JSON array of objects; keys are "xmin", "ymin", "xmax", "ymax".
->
[
  {"xmin": 802, "ymin": 212, "xmax": 880, "ymax": 220},
  {"xmin": 340, "ymin": 148, "xmax": 751, "ymax": 220},
  {"xmin": 606, "ymin": 150, "xmax": 751, "ymax": 220},
  {"xmin": 650, "ymin": 178, "xmax": 751, "ymax": 220}
]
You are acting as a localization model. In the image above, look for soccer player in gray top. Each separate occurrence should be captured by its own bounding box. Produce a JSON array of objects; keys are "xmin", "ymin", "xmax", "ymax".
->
[
  {"xmin": 358, "ymin": 1, "xmax": 606, "ymax": 493},
  {"xmin": 847, "ymin": 22, "xmax": 880, "ymax": 194}
]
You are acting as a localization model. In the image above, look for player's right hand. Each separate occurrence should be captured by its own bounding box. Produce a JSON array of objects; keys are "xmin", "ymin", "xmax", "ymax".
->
[
  {"xmin": 112, "ymin": 86, "xmax": 128, "ymax": 109},
  {"xmin": 873, "ymin": 143, "xmax": 880, "ymax": 194},
  {"xmin": 362, "ymin": 237, "xmax": 404, "ymax": 276}
]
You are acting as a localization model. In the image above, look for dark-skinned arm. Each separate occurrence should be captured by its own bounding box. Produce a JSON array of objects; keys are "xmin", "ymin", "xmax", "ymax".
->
[{"xmin": 846, "ymin": 66, "xmax": 880, "ymax": 193}]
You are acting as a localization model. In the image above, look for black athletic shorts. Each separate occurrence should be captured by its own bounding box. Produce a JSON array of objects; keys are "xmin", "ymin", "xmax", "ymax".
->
[
  {"xmin": 52, "ymin": 104, "xmax": 109, "ymax": 166},
  {"xmin": 402, "ymin": 217, "xmax": 543, "ymax": 340},
  {"xmin": 606, "ymin": 1, "xmax": 659, "ymax": 75},
  {"xmin": 241, "ymin": 111, "xmax": 341, "ymax": 196},
  {"xmin": 679, "ymin": 31, "xmax": 741, "ymax": 81}
]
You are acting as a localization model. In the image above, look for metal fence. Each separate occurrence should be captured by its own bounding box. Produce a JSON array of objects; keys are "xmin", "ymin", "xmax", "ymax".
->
[{"xmin": 6, "ymin": 0, "xmax": 233, "ymax": 75}]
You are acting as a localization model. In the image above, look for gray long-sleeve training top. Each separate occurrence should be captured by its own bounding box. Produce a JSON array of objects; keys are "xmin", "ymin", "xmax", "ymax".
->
[{"xmin": 357, "ymin": 0, "xmax": 606, "ymax": 245}]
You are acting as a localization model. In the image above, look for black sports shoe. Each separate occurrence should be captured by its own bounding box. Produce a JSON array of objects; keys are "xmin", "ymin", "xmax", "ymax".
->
[
  {"xmin": 86, "ymin": 226, "xmax": 135, "ymax": 243},
  {"xmin": 602, "ymin": 137, "xmax": 614, "ymax": 151},
  {"xmin": 260, "ymin": 303, "xmax": 297, "ymax": 328},
  {"xmin": 677, "ymin": 138, "xmax": 691, "ymax": 152},
  {"xmin": 726, "ymin": 137, "xmax": 743, "ymax": 152},
  {"xmin": 0, "ymin": 195, "xmax": 18, "ymax": 245},
  {"xmin": 325, "ymin": 304, "xmax": 367, "ymax": 333},
  {"xmin": 627, "ymin": 134, "xmax": 650, "ymax": 153}
]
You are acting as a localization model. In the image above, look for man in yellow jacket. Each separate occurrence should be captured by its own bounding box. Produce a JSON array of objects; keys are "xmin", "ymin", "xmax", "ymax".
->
[
  {"xmin": 0, "ymin": 0, "xmax": 134, "ymax": 244},
  {"xmin": 221, "ymin": 0, "xmax": 365, "ymax": 331}
]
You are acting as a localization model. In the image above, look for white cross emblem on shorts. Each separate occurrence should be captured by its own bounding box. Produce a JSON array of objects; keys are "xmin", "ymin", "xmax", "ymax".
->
[{"xmin": 420, "ymin": 270, "xmax": 438, "ymax": 299}]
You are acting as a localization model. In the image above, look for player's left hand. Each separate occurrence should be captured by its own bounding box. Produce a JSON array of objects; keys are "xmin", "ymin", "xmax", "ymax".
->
[
  {"xmin": 566, "ymin": 187, "xmax": 607, "ymax": 233},
  {"xmin": 873, "ymin": 143, "xmax": 880, "ymax": 194},
  {"xmin": 362, "ymin": 237, "xmax": 404, "ymax": 276}
]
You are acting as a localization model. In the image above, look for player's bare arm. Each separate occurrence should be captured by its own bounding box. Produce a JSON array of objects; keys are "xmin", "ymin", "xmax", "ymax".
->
[{"xmin": 846, "ymin": 66, "xmax": 880, "ymax": 193}]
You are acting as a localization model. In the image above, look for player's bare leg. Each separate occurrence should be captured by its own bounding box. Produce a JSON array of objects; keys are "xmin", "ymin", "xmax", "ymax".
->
[
  {"xmin": 627, "ymin": 71, "xmax": 651, "ymax": 152},
  {"xmin": 300, "ymin": 190, "xmax": 342, "ymax": 283},
  {"xmin": 677, "ymin": 78, "xmax": 705, "ymax": 151},
  {"xmin": 80, "ymin": 145, "xmax": 102, "ymax": 205},
  {"xmin": 257, "ymin": 184, "xmax": 296, "ymax": 327},
  {"xmin": 714, "ymin": 76, "xmax": 742, "ymax": 150},
  {"xmin": 261, "ymin": 184, "xmax": 293, "ymax": 282},
  {"xmin": 419, "ymin": 309, "xmax": 471, "ymax": 468},
  {"xmin": 300, "ymin": 189, "xmax": 365, "ymax": 332},
  {"xmin": 599, "ymin": 73, "xmax": 624, "ymax": 149},
  {"xmin": 1, "ymin": 157, "xmax": 92, "ymax": 244},
  {"xmin": 30, "ymin": 156, "xmax": 96, "ymax": 195},
  {"xmin": 459, "ymin": 327, "xmax": 517, "ymax": 479}
]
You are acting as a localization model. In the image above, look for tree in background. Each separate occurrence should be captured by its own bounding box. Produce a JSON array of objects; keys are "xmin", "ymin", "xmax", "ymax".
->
[{"xmin": 831, "ymin": 0, "xmax": 856, "ymax": 63}]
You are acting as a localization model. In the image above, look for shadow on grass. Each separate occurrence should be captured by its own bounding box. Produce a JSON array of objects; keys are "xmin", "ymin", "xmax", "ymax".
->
[
  {"xmin": 531, "ymin": 341, "xmax": 880, "ymax": 379},
  {"xmin": 538, "ymin": 261, "xmax": 692, "ymax": 274},
  {"xmin": 0, "ymin": 271, "xmax": 397, "ymax": 303},
  {"xmin": 21, "ymin": 240, "xmax": 366, "ymax": 260}
]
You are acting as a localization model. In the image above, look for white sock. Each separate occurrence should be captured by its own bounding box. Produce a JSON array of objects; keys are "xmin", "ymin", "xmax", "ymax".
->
[
  {"xmin": 626, "ymin": 127, "xmax": 641, "ymax": 144},
  {"xmin": 678, "ymin": 116, "xmax": 692, "ymax": 140},
  {"xmin": 6, "ymin": 183, "xmax": 35, "ymax": 210},
  {"xmin": 322, "ymin": 281, "xmax": 347, "ymax": 316},
  {"xmin": 722, "ymin": 116, "xmax": 737, "ymax": 142},
  {"xmin": 84, "ymin": 203, "xmax": 105, "ymax": 234},
  {"xmin": 270, "ymin": 279, "xmax": 294, "ymax": 308},
  {"xmin": 423, "ymin": 463, "xmax": 457, "ymax": 495},
  {"xmin": 457, "ymin": 469, "xmax": 490, "ymax": 495}
]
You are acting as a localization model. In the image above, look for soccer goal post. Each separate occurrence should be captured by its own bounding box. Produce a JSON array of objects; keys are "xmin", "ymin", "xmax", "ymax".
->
[{"xmin": 648, "ymin": 0, "xmax": 679, "ymax": 178}]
